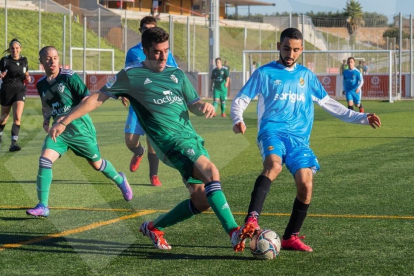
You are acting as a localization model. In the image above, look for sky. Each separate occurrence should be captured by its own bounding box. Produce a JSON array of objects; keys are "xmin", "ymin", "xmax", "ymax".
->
[{"xmin": 227, "ymin": 0, "xmax": 414, "ymax": 23}]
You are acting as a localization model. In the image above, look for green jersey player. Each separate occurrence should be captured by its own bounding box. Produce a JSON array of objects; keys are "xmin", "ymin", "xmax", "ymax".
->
[
  {"xmin": 49, "ymin": 27, "xmax": 256, "ymax": 252},
  {"xmin": 26, "ymin": 46, "xmax": 133, "ymax": 218},
  {"xmin": 210, "ymin": 57, "xmax": 229, "ymax": 117}
]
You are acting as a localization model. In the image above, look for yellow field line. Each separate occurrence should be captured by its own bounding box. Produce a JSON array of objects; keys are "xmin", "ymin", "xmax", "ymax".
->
[
  {"xmin": 1, "ymin": 206, "xmax": 413, "ymax": 220},
  {"xmin": 0, "ymin": 210, "xmax": 156, "ymax": 252}
]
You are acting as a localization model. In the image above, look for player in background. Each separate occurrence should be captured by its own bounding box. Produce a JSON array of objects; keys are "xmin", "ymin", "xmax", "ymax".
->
[
  {"xmin": 123, "ymin": 16, "xmax": 178, "ymax": 186},
  {"xmin": 231, "ymin": 28, "xmax": 381, "ymax": 252},
  {"xmin": 0, "ymin": 38, "xmax": 31, "ymax": 152},
  {"xmin": 339, "ymin": 59, "xmax": 348, "ymax": 75},
  {"xmin": 361, "ymin": 61, "xmax": 368, "ymax": 75},
  {"xmin": 48, "ymin": 27, "xmax": 256, "ymax": 252},
  {"xmin": 211, "ymin": 57, "xmax": 229, "ymax": 117},
  {"xmin": 26, "ymin": 46, "xmax": 132, "ymax": 217},
  {"xmin": 343, "ymin": 57, "xmax": 364, "ymax": 112},
  {"xmin": 356, "ymin": 60, "xmax": 363, "ymax": 74}
]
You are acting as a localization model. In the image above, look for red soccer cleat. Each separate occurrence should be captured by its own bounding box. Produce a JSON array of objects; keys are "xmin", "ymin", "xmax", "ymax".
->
[
  {"xmin": 230, "ymin": 222, "xmax": 257, "ymax": 252},
  {"xmin": 130, "ymin": 154, "xmax": 143, "ymax": 172},
  {"xmin": 246, "ymin": 216, "xmax": 261, "ymax": 233},
  {"xmin": 359, "ymin": 107, "xmax": 365, "ymax": 113},
  {"xmin": 281, "ymin": 234, "xmax": 313, "ymax": 252},
  {"xmin": 221, "ymin": 113, "xmax": 227, "ymax": 118},
  {"xmin": 140, "ymin": 221, "xmax": 171, "ymax": 250},
  {"xmin": 150, "ymin": 175, "xmax": 162, "ymax": 186}
]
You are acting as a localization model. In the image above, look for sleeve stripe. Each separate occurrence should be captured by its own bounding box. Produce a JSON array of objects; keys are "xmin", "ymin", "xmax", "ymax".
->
[
  {"xmin": 100, "ymin": 90, "xmax": 118, "ymax": 99},
  {"xmin": 187, "ymin": 97, "xmax": 200, "ymax": 105}
]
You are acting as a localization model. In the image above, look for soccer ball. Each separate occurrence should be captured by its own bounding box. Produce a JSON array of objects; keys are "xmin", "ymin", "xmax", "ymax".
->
[{"xmin": 249, "ymin": 229, "xmax": 281, "ymax": 260}]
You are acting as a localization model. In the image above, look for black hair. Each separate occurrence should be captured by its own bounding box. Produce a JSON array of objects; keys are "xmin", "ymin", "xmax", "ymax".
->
[
  {"xmin": 3, "ymin": 38, "xmax": 21, "ymax": 55},
  {"xmin": 140, "ymin": 16, "xmax": 157, "ymax": 28},
  {"xmin": 347, "ymin": 57, "xmax": 355, "ymax": 62},
  {"xmin": 142, "ymin": 27, "xmax": 169, "ymax": 52},
  {"xmin": 280, "ymin": 28, "xmax": 303, "ymax": 43}
]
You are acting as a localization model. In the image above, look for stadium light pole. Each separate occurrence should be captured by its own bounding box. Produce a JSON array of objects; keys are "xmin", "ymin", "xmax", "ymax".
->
[
  {"xmin": 208, "ymin": 0, "xmax": 219, "ymax": 75},
  {"xmin": 69, "ymin": 3, "xmax": 71, "ymax": 65},
  {"xmin": 411, "ymin": 14, "xmax": 413, "ymax": 97},
  {"xmin": 98, "ymin": 7, "xmax": 101, "ymax": 71},
  {"xmin": 83, "ymin": 16, "xmax": 86, "ymax": 83},
  {"xmin": 302, "ymin": 14, "xmax": 305, "ymax": 66},
  {"xmin": 39, "ymin": 0, "xmax": 41, "ymax": 55},
  {"xmin": 63, "ymin": 15, "xmax": 66, "ymax": 68},
  {"xmin": 187, "ymin": 16, "xmax": 190, "ymax": 72},
  {"xmin": 399, "ymin": 13, "xmax": 402, "ymax": 98},
  {"xmin": 5, "ymin": 0, "xmax": 7, "ymax": 50}
]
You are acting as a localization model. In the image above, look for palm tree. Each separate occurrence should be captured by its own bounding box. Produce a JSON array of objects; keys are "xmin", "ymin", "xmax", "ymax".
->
[{"xmin": 343, "ymin": 0, "xmax": 365, "ymax": 47}]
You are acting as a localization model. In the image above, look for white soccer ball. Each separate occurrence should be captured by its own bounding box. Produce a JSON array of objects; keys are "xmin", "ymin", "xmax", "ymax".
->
[{"xmin": 249, "ymin": 229, "xmax": 281, "ymax": 260}]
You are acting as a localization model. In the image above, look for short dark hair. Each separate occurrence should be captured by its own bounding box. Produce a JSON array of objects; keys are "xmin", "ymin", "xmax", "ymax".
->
[
  {"xmin": 142, "ymin": 27, "xmax": 169, "ymax": 51},
  {"xmin": 280, "ymin": 28, "xmax": 303, "ymax": 43},
  {"xmin": 140, "ymin": 16, "xmax": 157, "ymax": 28},
  {"xmin": 347, "ymin": 57, "xmax": 355, "ymax": 62},
  {"xmin": 39, "ymin": 46, "xmax": 58, "ymax": 59},
  {"xmin": 215, "ymin": 57, "xmax": 222, "ymax": 62}
]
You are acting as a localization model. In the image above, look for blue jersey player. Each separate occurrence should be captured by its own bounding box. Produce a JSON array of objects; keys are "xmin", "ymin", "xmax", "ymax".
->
[
  {"xmin": 231, "ymin": 28, "xmax": 381, "ymax": 252},
  {"xmin": 343, "ymin": 57, "xmax": 364, "ymax": 112},
  {"xmin": 122, "ymin": 16, "xmax": 178, "ymax": 186}
]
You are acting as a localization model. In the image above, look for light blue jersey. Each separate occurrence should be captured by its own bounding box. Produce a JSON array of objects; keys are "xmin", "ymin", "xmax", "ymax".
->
[
  {"xmin": 124, "ymin": 42, "xmax": 178, "ymax": 135},
  {"xmin": 343, "ymin": 68, "xmax": 363, "ymax": 104},
  {"xmin": 232, "ymin": 61, "xmax": 371, "ymax": 175},
  {"xmin": 235, "ymin": 61, "xmax": 328, "ymax": 143},
  {"xmin": 343, "ymin": 68, "xmax": 363, "ymax": 94}
]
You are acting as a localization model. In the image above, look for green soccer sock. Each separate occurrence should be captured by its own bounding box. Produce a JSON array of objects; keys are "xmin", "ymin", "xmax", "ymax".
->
[
  {"xmin": 153, "ymin": 199, "xmax": 199, "ymax": 230},
  {"xmin": 212, "ymin": 101, "xmax": 218, "ymax": 112},
  {"xmin": 221, "ymin": 101, "xmax": 226, "ymax": 114},
  {"xmin": 37, "ymin": 157, "xmax": 53, "ymax": 206},
  {"xmin": 99, "ymin": 159, "xmax": 123, "ymax": 185},
  {"xmin": 205, "ymin": 181, "xmax": 238, "ymax": 234}
]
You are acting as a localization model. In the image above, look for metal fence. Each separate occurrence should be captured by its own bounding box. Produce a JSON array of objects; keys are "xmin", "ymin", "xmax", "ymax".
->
[{"xmin": 1, "ymin": 1, "xmax": 413, "ymax": 98}]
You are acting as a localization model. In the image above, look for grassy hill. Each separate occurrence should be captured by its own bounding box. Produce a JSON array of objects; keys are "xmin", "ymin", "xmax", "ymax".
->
[
  {"xmin": 0, "ymin": 7, "xmax": 283, "ymax": 73},
  {"xmin": 1, "ymin": 8, "xmax": 365, "ymax": 74},
  {"xmin": 0, "ymin": 8, "xmax": 126, "ymax": 71}
]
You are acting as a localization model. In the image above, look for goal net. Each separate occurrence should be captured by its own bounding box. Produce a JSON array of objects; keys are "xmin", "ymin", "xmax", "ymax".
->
[{"xmin": 242, "ymin": 50, "xmax": 413, "ymax": 102}]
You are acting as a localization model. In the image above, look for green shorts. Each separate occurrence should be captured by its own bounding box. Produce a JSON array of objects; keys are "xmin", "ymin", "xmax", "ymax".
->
[
  {"xmin": 161, "ymin": 136, "xmax": 209, "ymax": 184},
  {"xmin": 42, "ymin": 132, "xmax": 101, "ymax": 162},
  {"xmin": 213, "ymin": 90, "xmax": 227, "ymax": 102}
]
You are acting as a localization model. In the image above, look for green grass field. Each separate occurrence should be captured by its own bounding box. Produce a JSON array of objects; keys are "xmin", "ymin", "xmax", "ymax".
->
[{"xmin": 1, "ymin": 98, "xmax": 413, "ymax": 275}]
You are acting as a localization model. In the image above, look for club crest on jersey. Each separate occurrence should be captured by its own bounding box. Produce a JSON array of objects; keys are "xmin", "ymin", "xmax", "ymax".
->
[
  {"xmin": 16, "ymin": 62, "xmax": 20, "ymax": 66},
  {"xmin": 57, "ymin": 83, "xmax": 65, "ymax": 93},
  {"xmin": 170, "ymin": 74, "xmax": 178, "ymax": 83},
  {"xmin": 186, "ymin": 148, "xmax": 195, "ymax": 156},
  {"xmin": 298, "ymin": 77, "xmax": 305, "ymax": 88},
  {"xmin": 105, "ymin": 76, "xmax": 117, "ymax": 88},
  {"xmin": 267, "ymin": 146, "xmax": 274, "ymax": 151}
]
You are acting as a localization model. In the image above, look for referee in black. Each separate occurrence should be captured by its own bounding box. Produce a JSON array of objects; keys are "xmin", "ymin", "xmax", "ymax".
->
[{"xmin": 0, "ymin": 38, "xmax": 31, "ymax": 151}]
